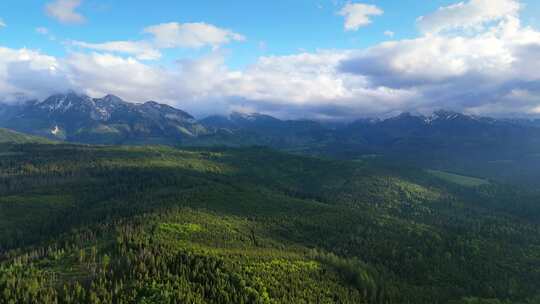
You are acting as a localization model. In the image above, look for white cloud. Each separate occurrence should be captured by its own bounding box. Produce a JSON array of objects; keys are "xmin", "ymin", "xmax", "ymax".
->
[
  {"xmin": 417, "ymin": 0, "xmax": 521, "ymax": 34},
  {"xmin": 0, "ymin": 44, "xmax": 420, "ymax": 119},
  {"xmin": 72, "ymin": 22, "xmax": 245, "ymax": 61},
  {"xmin": 45, "ymin": 0, "xmax": 85, "ymax": 24},
  {"xmin": 0, "ymin": 47, "xmax": 69, "ymax": 101},
  {"xmin": 339, "ymin": 3, "xmax": 383, "ymax": 31},
  {"xmin": 144, "ymin": 22, "xmax": 245, "ymax": 49},
  {"xmin": 63, "ymin": 51, "xmax": 246, "ymax": 115},
  {"xmin": 72, "ymin": 40, "xmax": 162, "ymax": 60},
  {"xmin": 341, "ymin": 7, "xmax": 540, "ymax": 116},
  {"xmin": 0, "ymin": 19, "xmax": 6, "ymax": 28},
  {"xmin": 219, "ymin": 51, "xmax": 418, "ymax": 119},
  {"xmin": 342, "ymin": 34, "xmax": 513, "ymax": 86},
  {"xmin": 65, "ymin": 52, "xmax": 171, "ymax": 100}
]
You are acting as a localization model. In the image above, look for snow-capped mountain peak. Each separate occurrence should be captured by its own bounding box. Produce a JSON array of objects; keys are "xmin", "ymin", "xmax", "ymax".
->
[
  {"xmin": 37, "ymin": 92, "xmax": 95, "ymax": 113},
  {"xmin": 1, "ymin": 92, "xmax": 210, "ymax": 142}
]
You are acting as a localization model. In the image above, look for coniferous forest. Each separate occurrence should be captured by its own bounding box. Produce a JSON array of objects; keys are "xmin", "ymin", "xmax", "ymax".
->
[{"xmin": 0, "ymin": 142, "xmax": 539, "ymax": 303}]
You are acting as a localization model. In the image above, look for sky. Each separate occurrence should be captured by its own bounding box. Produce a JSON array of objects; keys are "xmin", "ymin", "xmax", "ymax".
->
[{"xmin": 0, "ymin": 0, "xmax": 540, "ymax": 120}]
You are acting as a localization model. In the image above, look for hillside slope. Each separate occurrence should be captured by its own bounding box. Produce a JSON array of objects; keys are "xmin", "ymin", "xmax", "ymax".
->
[
  {"xmin": 0, "ymin": 144, "xmax": 539, "ymax": 303},
  {"xmin": 0, "ymin": 128, "xmax": 52, "ymax": 144}
]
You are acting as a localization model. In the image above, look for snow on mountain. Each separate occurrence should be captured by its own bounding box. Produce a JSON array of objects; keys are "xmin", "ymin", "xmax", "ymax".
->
[{"xmin": 0, "ymin": 92, "xmax": 208, "ymax": 143}]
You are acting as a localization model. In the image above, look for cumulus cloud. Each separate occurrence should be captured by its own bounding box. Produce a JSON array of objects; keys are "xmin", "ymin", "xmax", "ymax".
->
[
  {"xmin": 0, "ymin": 45, "xmax": 418, "ymax": 119},
  {"xmin": 65, "ymin": 51, "xmax": 232, "ymax": 105},
  {"xmin": 72, "ymin": 22, "xmax": 245, "ymax": 61},
  {"xmin": 64, "ymin": 52, "xmax": 172, "ymax": 100},
  {"xmin": 341, "ymin": 6, "xmax": 540, "ymax": 116},
  {"xmin": 221, "ymin": 53, "xmax": 418, "ymax": 119},
  {"xmin": 144, "ymin": 22, "xmax": 245, "ymax": 49},
  {"xmin": 417, "ymin": 0, "xmax": 520, "ymax": 34},
  {"xmin": 0, "ymin": 47, "xmax": 69, "ymax": 101},
  {"xmin": 339, "ymin": 3, "xmax": 383, "ymax": 31},
  {"xmin": 45, "ymin": 0, "xmax": 85, "ymax": 24}
]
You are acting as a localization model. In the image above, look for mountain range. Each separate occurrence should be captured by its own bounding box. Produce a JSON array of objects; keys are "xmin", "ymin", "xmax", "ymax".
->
[
  {"xmin": 0, "ymin": 93, "xmax": 208, "ymax": 145},
  {"xmin": 3, "ymin": 92, "xmax": 540, "ymax": 185}
]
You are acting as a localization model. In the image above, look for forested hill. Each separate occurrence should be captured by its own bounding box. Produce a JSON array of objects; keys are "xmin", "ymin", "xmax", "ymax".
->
[
  {"xmin": 1, "ymin": 142, "xmax": 539, "ymax": 303},
  {"xmin": 0, "ymin": 128, "xmax": 52, "ymax": 144}
]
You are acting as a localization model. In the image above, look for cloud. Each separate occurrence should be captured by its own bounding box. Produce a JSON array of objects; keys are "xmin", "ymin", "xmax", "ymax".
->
[
  {"xmin": 219, "ymin": 51, "xmax": 418, "ymax": 119},
  {"xmin": 45, "ymin": 0, "xmax": 85, "ymax": 24},
  {"xmin": 340, "ymin": 8, "xmax": 540, "ymax": 116},
  {"xmin": 0, "ymin": 45, "xmax": 406, "ymax": 119},
  {"xmin": 45, "ymin": 50, "xmax": 419, "ymax": 118},
  {"xmin": 72, "ymin": 22, "xmax": 246, "ymax": 61},
  {"xmin": 417, "ymin": 0, "xmax": 520, "ymax": 34},
  {"xmin": 72, "ymin": 40, "xmax": 161, "ymax": 60},
  {"xmin": 0, "ymin": 19, "xmax": 6, "ymax": 28},
  {"xmin": 384, "ymin": 30, "xmax": 394, "ymax": 37},
  {"xmin": 62, "ymin": 51, "xmax": 250, "ymax": 116},
  {"xmin": 144, "ymin": 22, "xmax": 245, "ymax": 49},
  {"xmin": 340, "ymin": 34, "xmax": 512, "ymax": 87},
  {"xmin": 0, "ymin": 47, "xmax": 69, "ymax": 101},
  {"xmin": 339, "ymin": 3, "xmax": 383, "ymax": 31},
  {"xmin": 64, "ymin": 52, "xmax": 172, "ymax": 100}
]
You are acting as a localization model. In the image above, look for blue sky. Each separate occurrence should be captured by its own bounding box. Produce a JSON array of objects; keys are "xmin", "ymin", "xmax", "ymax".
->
[
  {"xmin": 1, "ymin": 0, "xmax": 540, "ymax": 119},
  {"xmin": 1, "ymin": 0, "xmax": 537, "ymax": 68}
]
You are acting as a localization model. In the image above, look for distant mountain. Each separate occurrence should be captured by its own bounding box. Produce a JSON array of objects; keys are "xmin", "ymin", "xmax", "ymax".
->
[
  {"xmin": 0, "ymin": 93, "xmax": 209, "ymax": 144},
  {"xmin": 200, "ymin": 110, "xmax": 540, "ymax": 164},
  {"xmin": 197, "ymin": 112, "xmax": 333, "ymax": 151},
  {"xmin": 337, "ymin": 110, "xmax": 534, "ymax": 155},
  {"xmin": 332, "ymin": 110, "xmax": 540, "ymax": 186},
  {"xmin": 201, "ymin": 112, "xmax": 281, "ymax": 130},
  {"xmin": 203, "ymin": 109, "xmax": 540, "ymax": 185}
]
